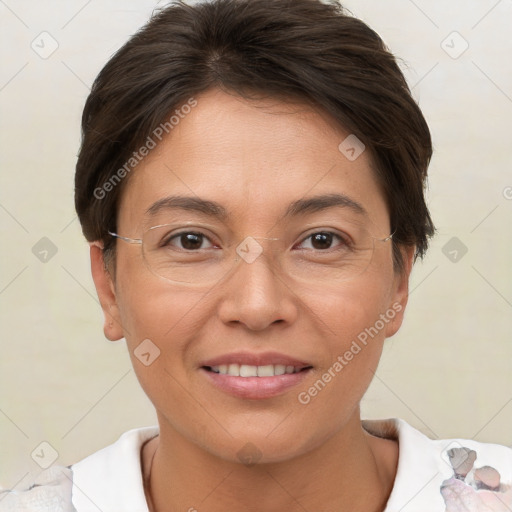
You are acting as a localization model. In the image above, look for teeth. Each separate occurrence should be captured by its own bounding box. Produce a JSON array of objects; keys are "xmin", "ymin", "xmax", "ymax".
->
[
  {"xmin": 228, "ymin": 363, "xmax": 240, "ymax": 376},
  {"xmin": 240, "ymin": 364, "xmax": 258, "ymax": 377},
  {"xmin": 257, "ymin": 365, "xmax": 274, "ymax": 377},
  {"xmin": 209, "ymin": 364, "xmax": 304, "ymax": 377},
  {"xmin": 274, "ymin": 364, "xmax": 286, "ymax": 375}
]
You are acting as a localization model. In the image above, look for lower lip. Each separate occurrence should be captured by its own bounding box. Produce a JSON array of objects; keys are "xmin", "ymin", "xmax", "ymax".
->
[{"xmin": 200, "ymin": 367, "xmax": 311, "ymax": 400}]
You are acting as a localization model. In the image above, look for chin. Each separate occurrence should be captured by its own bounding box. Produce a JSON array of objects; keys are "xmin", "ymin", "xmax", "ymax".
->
[{"xmin": 197, "ymin": 422, "xmax": 329, "ymax": 467}]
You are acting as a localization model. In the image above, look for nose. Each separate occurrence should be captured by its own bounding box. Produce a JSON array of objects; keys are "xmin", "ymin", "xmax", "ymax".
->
[{"xmin": 217, "ymin": 247, "xmax": 298, "ymax": 331}]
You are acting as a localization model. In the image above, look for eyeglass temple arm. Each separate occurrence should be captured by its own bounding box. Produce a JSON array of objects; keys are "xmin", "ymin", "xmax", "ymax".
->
[
  {"xmin": 108, "ymin": 231, "xmax": 142, "ymax": 244},
  {"xmin": 379, "ymin": 230, "xmax": 395, "ymax": 243}
]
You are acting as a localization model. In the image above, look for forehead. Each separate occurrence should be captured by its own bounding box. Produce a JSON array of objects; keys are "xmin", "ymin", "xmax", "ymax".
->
[{"xmin": 118, "ymin": 88, "xmax": 389, "ymax": 233}]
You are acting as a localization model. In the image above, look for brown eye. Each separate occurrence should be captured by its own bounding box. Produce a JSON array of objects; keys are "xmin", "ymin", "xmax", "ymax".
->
[
  {"xmin": 311, "ymin": 232, "xmax": 334, "ymax": 250},
  {"xmin": 165, "ymin": 231, "xmax": 213, "ymax": 251},
  {"xmin": 298, "ymin": 232, "xmax": 347, "ymax": 251}
]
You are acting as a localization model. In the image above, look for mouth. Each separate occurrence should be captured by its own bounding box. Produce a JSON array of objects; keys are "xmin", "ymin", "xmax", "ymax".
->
[
  {"xmin": 203, "ymin": 364, "xmax": 311, "ymax": 377},
  {"xmin": 199, "ymin": 353, "xmax": 313, "ymax": 399}
]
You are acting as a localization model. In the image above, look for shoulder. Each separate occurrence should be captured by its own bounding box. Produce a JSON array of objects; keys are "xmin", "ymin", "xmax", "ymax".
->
[
  {"xmin": 71, "ymin": 425, "xmax": 158, "ymax": 512},
  {"xmin": 363, "ymin": 417, "xmax": 512, "ymax": 511},
  {"xmin": 0, "ymin": 426, "xmax": 158, "ymax": 512},
  {"xmin": 0, "ymin": 466, "xmax": 74, "ymax": 512}
]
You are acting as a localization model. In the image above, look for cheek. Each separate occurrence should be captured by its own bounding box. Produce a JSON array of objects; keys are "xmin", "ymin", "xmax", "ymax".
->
[
  {"xmin": 266, "ymin": 279, "xmax": 394, "ymax": 456},
  {"xmin": 301, "ymin": 270, "xmax": 395, "ymax": 392},
  {"xmin": 117, "ymin": 282, "xmax": 209, "ymax": 432},
  {"xmin": 115, "ymin": 276, "xmax": 229, "ymax": 453},
  {"xmin": 118, "ymin": 282, "xmax": 200, "ymax": 359},
  {"xmin": 113, "ymin": 251, "xmax": 204, "ymax": 390},
  {"xmin": 114, "ymin": 245, "xmax": 198, "ymax": 341},
  {"xmin": 306, "ymin": 261, "xmax": 394, "ymax": 348}
]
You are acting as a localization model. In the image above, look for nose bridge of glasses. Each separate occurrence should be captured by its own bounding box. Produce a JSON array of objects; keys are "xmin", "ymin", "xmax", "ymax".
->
[{"xmin": 232, "ymin": 236, "xmax": 283, "ymax": 265}]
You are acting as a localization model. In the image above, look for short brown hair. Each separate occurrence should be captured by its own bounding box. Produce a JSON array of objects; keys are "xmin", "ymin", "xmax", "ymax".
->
[{"xmin": 75, "ymin": 0, "xmax": 435, "ymax": 272}]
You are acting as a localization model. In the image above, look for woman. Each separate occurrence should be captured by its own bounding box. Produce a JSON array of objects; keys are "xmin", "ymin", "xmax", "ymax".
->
[{"xmin": 2, "ymin": 0, "xmax": 510, "ymax": 510}]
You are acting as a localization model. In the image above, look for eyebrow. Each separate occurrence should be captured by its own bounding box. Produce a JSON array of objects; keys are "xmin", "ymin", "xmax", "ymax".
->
[
  {"xmin": 145, "ymin": 193, "xmax": 367, "ymax": 220},
  {"xmin": 146, "ymin": 195, "xmax": 228, "ymax": 219},
  {"xmin": 283, "ymin": 193, "xmax": 366, "ymax": 218}
]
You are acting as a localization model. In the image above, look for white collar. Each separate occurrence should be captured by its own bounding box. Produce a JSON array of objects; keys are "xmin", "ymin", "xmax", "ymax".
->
[
  {"xmin": 363, "ymin": 417, "xmax": 449, "ymax": 510},
  {"xmin": 71, "ymin": 426, "xmax": 158, "ymax": 512},
  {"xmin": 70, "ymin": 419, "xmax": 512, "ymax": 511}
]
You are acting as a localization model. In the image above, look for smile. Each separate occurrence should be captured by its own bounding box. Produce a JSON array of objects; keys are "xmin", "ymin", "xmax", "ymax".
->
[
  {"xmin": 205, "ymin": 364, "xmax": 308, "ymax": 377},
  {"xmin": 200, "ymin": 353, "xmax": 313, "ymax": 399}
]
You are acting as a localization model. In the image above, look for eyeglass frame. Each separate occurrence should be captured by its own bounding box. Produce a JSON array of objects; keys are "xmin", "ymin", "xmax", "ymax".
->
[{"xmin": 106, "ymin": 223, "xmax": 395, "ymax": 285}]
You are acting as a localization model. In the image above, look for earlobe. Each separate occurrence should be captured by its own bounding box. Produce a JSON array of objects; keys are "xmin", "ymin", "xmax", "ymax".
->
[
  {"xmin": 384, "ymin": 245, "xmax": 415, "ymax": 338},
  {"xmin": 89, "ymin": 243, "xmax": 124, "ymax": 341}
]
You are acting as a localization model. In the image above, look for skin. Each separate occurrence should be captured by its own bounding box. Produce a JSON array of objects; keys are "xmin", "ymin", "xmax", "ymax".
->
[{"xmin": 91, "ymin": 87, "xmax": 415, "ymax": 511}]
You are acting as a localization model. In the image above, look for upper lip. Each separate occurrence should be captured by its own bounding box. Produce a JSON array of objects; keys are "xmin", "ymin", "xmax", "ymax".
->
[{"xmin": 200, "ymin": 351, "xmax": 312, "ymax": 369}]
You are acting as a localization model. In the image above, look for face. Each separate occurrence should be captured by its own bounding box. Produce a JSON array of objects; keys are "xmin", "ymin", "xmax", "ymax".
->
[{"xmin": 92, "ymin": 88, "xmax": 412, "ymax": 464}]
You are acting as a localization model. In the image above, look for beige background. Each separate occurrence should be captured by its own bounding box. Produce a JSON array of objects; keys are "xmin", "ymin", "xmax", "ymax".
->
[{"xmin": 1, "ymin": 0, "xmax": 511, "ymax": 489}]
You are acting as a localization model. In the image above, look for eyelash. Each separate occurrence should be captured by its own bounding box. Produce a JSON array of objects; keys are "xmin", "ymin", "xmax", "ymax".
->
[{"xmin": 163, "ymin": 230, "xmax": 350, "ymax": 252}]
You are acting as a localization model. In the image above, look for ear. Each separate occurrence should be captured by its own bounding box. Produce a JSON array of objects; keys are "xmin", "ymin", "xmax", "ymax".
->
[
  {"xmin": 90, "ymin": 242, "xmax": 124, "ymax": 341},
  {"xmin": 384, "ymin": 245, "xmax": 415, "ymax": 338}
]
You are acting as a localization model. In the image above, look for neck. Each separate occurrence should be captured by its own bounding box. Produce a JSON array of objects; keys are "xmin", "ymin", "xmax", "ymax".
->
[{"xmin": 143, "ymin": 410, "xmax": 398, "ymax": 512}]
